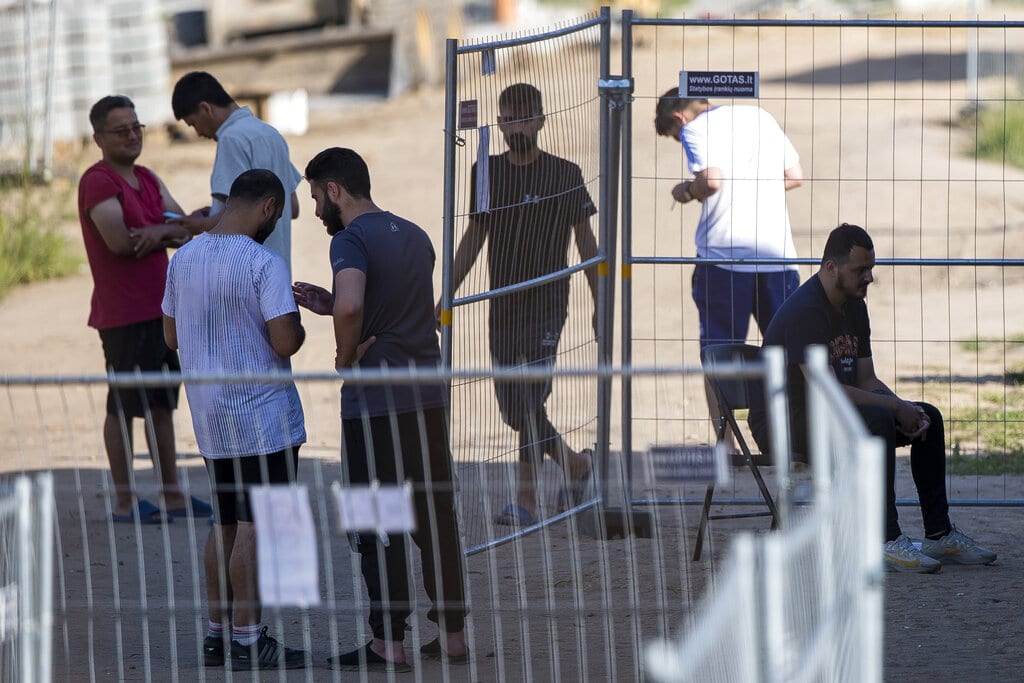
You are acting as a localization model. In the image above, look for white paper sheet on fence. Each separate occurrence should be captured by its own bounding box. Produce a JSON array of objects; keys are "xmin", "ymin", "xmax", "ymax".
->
[
  {"xmin": 249, "ymin": 485, "xmax": 320, "ymax": 607},
  {"xmin": 333, "ymin": 482, "xmax": 416, "ymax": 533}
]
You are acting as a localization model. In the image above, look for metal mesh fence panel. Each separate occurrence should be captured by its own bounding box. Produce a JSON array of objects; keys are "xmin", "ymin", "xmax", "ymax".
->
[
  {"xmin": 440, "ymin": 14, "xmax": 608, "ymax": 550},
  {"xmin": 621, "ymin": 15, "xmax": 1024, "ymax": 508},
  {"xmin": 0, "ymin": 366, "xmax": 726, "ymax": 681}
]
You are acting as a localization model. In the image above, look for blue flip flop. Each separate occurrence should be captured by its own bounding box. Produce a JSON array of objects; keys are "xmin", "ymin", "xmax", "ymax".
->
[
  {"xmin": 167, "ymin": 495, "xmax": 213, "ymax": 519},
  {"xmin": 111, "ymin": 499, "xmax": 170, "ymax": 525},
  {"xmin": 494, "ymin": 504, "xmax": 536, "ymax": 526}
]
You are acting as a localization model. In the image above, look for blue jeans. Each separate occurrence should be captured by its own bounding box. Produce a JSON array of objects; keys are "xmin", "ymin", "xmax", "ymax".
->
[{"xmin": 692, "ymin": 264, "xmax": 800, "ymax": 348}]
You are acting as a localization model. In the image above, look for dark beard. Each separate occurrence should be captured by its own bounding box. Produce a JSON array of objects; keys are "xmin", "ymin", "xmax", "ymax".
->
[
  {"xmin": 323, "ymin": 199, "xmax": 345, "ymax": 236},
  {"xmin": 254, "ymin": 216, "xmax": 277, "ymax": 244},
  {"xmin": 506, "ymin": 132, "xmax": 536, "ymax": 154},
  {"xmin": 837, "ymin": 271, "xmax": 868, "ymax": 300}
]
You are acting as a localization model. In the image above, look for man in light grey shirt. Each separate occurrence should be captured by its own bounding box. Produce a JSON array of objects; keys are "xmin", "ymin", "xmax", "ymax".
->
[{"xmin": 171, "ymin": 71, "xmax": 302, "ymax": 275}]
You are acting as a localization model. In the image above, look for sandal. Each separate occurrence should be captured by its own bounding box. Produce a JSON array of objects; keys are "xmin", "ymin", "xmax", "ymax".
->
[
  {"xmin": 111, "ymin": 499, "xmax": 170, "ymax": 525},
  {"xmin": 493, "ymin": 504, "xmax": 536, "ymax": 526}
]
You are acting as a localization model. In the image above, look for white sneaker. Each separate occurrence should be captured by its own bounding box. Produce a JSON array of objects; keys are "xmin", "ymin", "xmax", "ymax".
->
[
  {"xmin": 883, "ymin": 535, "xmax": 941, "ymax": 573},
  {"xmin": 920, "ymin": 526, "xmax": 997, "ymax": 566}
]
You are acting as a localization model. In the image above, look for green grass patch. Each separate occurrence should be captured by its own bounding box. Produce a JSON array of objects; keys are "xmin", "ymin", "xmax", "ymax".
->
[
  {"xmin": 949, "ymin": 449, "xmax": 1024, "ymax": 476},
  {"xmin": 0, "ymin": 177, "xmax": 77, "ymax": 300},
  {"xmin": 958, "ymin": 335, "xmax": 1024, "ymax": 353},
  {"xmin": 972, "ymin": 101, "xmax": 1024, "ymax": 170},
  {"xmin": 948, "ymin": 392, "xmax": 1024, "ymax": 473}
]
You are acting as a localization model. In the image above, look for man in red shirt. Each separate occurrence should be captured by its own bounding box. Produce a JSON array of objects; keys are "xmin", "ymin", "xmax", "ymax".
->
[{"xmin": 78, "ymin": 95, "xmax": 209, "ymax": 524}]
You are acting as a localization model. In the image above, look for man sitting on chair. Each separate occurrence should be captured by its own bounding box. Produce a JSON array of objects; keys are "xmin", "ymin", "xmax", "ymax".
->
[{"xmin": 747, "ymin": 222, "xmax": 996, "ymax": 574}]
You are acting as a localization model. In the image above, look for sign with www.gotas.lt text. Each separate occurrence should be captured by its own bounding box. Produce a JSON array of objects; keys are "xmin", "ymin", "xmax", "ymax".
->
[{"xmin": 679, "ymin": 70, "xmax": 759, "ymax": 98}]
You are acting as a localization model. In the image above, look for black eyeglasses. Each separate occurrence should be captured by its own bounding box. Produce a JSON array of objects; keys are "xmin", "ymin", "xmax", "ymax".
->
[{"xmin": 104, "ymin": 123, "xmax": 146, "ymax": 138}]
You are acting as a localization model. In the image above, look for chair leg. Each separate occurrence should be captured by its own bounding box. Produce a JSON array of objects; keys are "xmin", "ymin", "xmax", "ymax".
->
[
  {"xmin": 692, "ymin": 483, "xmax": 716, "ymax": 561},
  {"xmin": 746, "ymin": 457, "xmax": 780, "ymax": 529}
]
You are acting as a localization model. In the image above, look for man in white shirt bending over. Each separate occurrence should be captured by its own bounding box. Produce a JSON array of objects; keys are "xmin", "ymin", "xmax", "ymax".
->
[{"xmin": 655, "ymin": 89, "xmax": 804, "ymax": 452}]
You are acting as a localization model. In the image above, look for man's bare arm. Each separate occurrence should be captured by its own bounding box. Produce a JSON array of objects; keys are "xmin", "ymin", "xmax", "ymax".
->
[
  {"xmin": 436, "ymin": 218, "xmax": 487, "ymax": 323},
  {"xmin": 267, "ymin": 312, "xmax": 305, "ymax": 357},
  {"xmin": 334, "ymin": 268, "xmax": 369, "ymax": 369},
  {"xmin": 672, "ymin": 167, "xmax": 723, "ymax": 204},
  {"xmin": 88, "ymin": 197, "xmax": 136, "ymax": 257},
  {"xmin": 449, "ymin": 218, "xmax": 487, "ymax": 294},
  {"xmin": 90, "ymin": 198, "xmax": 187, "ymax": 258},
  {"xmin": 163, "ymin": 314, "xmax": 178, "ymax": 351},
  {"xmin": 804, "ymin": 356, "xmax": 928, "ymax": 439},
  {"xmin": 784, "ymin": 163, "xmax": 804, "ymax": 191}
]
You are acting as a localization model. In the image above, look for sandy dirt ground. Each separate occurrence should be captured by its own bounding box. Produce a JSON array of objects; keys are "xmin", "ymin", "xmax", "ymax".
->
[{"xmin": 2, "ymin": 20, "xmax": 1024, "ymax": 682}]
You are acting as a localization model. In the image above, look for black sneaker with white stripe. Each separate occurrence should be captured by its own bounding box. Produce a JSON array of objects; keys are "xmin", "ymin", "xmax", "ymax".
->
[
  {"xmin": 229, "ymin": 627, "xmax": 306, "ymax": 670},
  {"xmin": 203, "ymin": 635, "xmax": 226, "ymax": 666}
]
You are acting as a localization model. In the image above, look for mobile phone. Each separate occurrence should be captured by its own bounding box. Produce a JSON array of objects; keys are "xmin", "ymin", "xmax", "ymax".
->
[{"xmin": 163, "ymin": 211, "xmax": 183, "ymax": 220}]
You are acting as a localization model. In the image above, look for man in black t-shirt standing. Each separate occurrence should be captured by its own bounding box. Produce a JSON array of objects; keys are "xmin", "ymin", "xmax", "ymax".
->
[
  {"xmin": 444, "ymin": 83, "xmax": 598, "ymax": 526},
  {"xmin": 748, "ymin": 223, "xmax": 996, "ymax": 574}
]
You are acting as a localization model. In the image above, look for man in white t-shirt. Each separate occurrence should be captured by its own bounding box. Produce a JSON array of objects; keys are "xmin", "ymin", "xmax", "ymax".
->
[
  {"xmin": 171, "ymin": 71, "xmax": 302, "ymax": 276},
  {"xmin": 162, "ymin": 169, "xmax": 307, "ymax": 671},
  {"xmin": 655, "ymin": 88, "xmax": 804, "ymax": 448}
]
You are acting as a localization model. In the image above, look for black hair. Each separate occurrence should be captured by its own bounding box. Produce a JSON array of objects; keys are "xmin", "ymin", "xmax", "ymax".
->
[
  {"xmin": 498, "ymin": 83, "xmax": 543, "ymax": 117},
  {"xmin": 821, "ymin": 223, "xmax": 874, "ymax": 266},
  {"xmin": 653, "ymin": 87, "xmax": 709, "ymax": 136},
  {"xmin": 89, "ymin": 95, "xmax": 135, "ymax": 133},
  {"xmin": 304, "ymin": 148, "xmax": 372, "ymax": 201},
  {"xmin": 229, "ymin": 169, "xmax": 285, "ymax": 210},
  {"xmin": 171, "ymin": 71, "xmax": 234, "ymax": 120}
]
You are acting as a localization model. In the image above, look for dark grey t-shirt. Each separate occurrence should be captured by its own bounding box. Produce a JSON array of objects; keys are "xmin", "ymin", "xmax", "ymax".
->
[
  {"xmin": 748, "ymin": 274, "xmax": 872, "ymax": 451},
  {"xmin": 330, "ymin": 211, "xmax": 446, "ymax": 419}
]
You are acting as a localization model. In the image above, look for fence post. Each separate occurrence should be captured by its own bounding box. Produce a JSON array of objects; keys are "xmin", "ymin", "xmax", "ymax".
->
[
  {"xmin": 439, "ymin": 37, "xmax": 459, "ymax": 375},
  {"xmin": 36, "ymin": 473, "xmax": 54, "ymax": 683},
  {"xmin": 619, "ymin": 8, "xmax": 636, "ymax": 493},
  {"xmin": 763, "ymin": 346, "xmax": 791, "ymax": 528},
  {"xmin": 595, "ymin": 4, "xmax": 615, "ymax": 503}
]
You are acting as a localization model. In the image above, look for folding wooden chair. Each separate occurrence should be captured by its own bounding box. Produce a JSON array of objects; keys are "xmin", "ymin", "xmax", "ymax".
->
[{"xmin": 693, "ymin": 343, "xmax": 780, "ymax": 561}]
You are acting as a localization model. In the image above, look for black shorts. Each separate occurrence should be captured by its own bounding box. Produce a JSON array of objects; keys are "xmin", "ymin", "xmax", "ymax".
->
[
  {"xmin": 205, "ymin": 447, "xmax": 301, "ymax": 525},
  {"xmin": 98, "ymin": 319, "xmax": 180, "ymax": 417},
  {"xmin": 489, "ymin": 316, "xmax": 565, "ymax": 432}
]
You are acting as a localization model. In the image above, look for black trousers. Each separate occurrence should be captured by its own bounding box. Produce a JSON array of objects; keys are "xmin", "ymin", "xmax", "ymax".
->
[
  {"xmin": 857, "ymin": 402, "xmax": 951, "ymax": 542},
  {"xmin": 342, "ymin": 407, "xmax": 467, "ymax": 641},
  {"xmin": 758, "ymin": 401, "xmax": 952, "ymax": 542}
]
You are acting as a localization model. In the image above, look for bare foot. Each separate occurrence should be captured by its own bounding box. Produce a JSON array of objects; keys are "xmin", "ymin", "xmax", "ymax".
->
[
  {"xmin": 443, "ymin": 631, "xmax": 468, "ymax": 658},
  {"xmin": 162, "ymin": 491, "xmax": 188, "ymax": 510},
  {"xmin": 371, "ymin": 638, "xmax": 407, "ymax": 665},
  {"xmin": 569, "ymin": 448, "xmax": 593, "ymax": 483}
]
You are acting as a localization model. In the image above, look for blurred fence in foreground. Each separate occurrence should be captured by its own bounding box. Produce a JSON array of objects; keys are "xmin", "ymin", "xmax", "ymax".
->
[
  {"xmin": 0, "ymin": 473, "xmax": 54, "ymax": 683},
  {"xmin": 0, "ymin": 361, "xmax": 804, "ymax": 681},
  {"xmin": 646, "ymin": 347, "xmax": 884, "ymax": 683}
]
